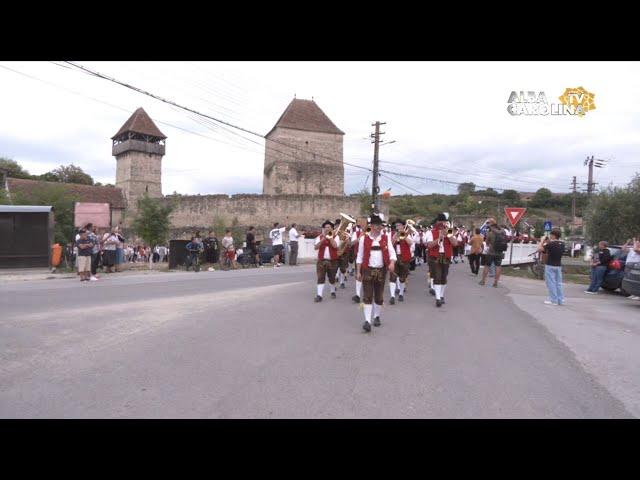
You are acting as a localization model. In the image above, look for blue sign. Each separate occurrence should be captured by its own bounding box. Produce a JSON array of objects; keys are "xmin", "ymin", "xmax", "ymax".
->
[{"xmin": 544, "ymin": 221, "xmax": 552, "ymax": 231}]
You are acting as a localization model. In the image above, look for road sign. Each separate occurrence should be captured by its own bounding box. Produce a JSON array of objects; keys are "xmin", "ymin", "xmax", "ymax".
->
[
  {"xmin": 544, "ymin": 220, "xmax": 552, "ymax": 232},
  {"xmin": 504, "ymin": 207, "xmax": 527, "ymax": 227}
]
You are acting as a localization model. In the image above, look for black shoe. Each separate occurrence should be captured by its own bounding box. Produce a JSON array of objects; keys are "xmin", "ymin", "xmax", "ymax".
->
[
  {"xmin": 340, "ymin": 283, "xmax": 345, "ymax": 289},
  {"xmin": 390, "ymin": 296, "xmax": 395, "ymax": 305},
  {"xmin": 331, "ymin": 292, "xmax": 336, "ymax": 299},
  {"xmin": 436, "ymin": 299, "xmax": 442, "ymax": 307},
  {"xmin": 395, "ymin": 288, "xmax": 400, "ymax": 295},
  {"xmin": 352, "ymin": 295, "xmax": 360, "ymax": 303},
  {"xmin": 430, "ymin": 288, "xmax": 436, "ymax": 296},
  {"xmin": 314, "ymin": 295, "xmax": 322, "ymax": 303},
  {"xmin": 363, "ymin": 321, "xmax": 371, "ymax": 333},
  {"xmin": 373, "ymin": 316, "xmax": 381, "ymax": 327},
  {"xmin": 399, "ymin": 294, "xmax": 404, "ymax": 302}
]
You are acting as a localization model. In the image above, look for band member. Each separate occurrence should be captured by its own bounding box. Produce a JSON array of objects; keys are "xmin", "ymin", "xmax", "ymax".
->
[
  {"xmin": 352, "ymin": 223, "xmax": 365, "ymax": 303},
  {"xmin": 314, "ymin": 220, "xmax": 342, "ymax": 302},
  {"xmin": 389, "ymin": 221, "xmax": 414, "ymax": 304},
  {"xmin": 425, "ymin": 213, "xmax": 459, "ymax": 307},
  {"xmin": 335, "ymin": 218, "xmax": 350, "ymax": 289},
  {"xmin": 356, "ymin": 214, "xmax": 397, "ymax": 332},
  {"xmin": 422, "ymin": 225, "xmax": 436, "ymax": 296}
]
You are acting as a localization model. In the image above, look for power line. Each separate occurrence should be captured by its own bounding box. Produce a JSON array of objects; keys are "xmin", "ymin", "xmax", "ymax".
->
[{"xmin": 59, "ymin": 61, "xmax": 373, "ymax": 174}]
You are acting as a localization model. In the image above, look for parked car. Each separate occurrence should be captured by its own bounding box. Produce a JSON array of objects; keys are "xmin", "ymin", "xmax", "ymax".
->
[
  {"xmin": 596, "ymin": 245, "xmax": 628, "ymax": 294},
  {"xmin": 237, "ymin": 244, "xmax": 275, "ymax": 267},
  {"xmin": 622, "ymin": 254, "xmax": 640, "ymax": 297}
]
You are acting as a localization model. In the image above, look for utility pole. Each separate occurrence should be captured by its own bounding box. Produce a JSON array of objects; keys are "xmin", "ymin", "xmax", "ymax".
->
[
  {"xmin": 370, "ymin": 121, "xmax": 385, "ymax": 213},
  {"xmin": 584, "ymin": 155, "xmax": 607, "ymax": 196},
  {"xmin": 570, "ymin": 176, "xmax": 577, "ymax": 220}
]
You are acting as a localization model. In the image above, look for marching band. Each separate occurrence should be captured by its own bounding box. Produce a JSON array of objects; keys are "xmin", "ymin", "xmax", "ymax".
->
[{"xmin": 311, "ymin": 210, "xmax": 470, "ymax": 333}]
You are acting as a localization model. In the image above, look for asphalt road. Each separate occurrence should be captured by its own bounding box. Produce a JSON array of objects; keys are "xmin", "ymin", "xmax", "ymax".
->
[{"xmin": 0, "ymin": 263, "xmax": 633, "ymax": 418}]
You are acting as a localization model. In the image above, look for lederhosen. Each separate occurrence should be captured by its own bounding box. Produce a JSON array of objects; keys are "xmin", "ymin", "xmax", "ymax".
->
[
  {"xmin": 316, "ymin": 236, "xmax": 339, "ymax": 284},
  {"xmin": 361, "ymin": 234, "xmax": 390, "ymax": 306},
  {"xmin": 428, "ymin": 225, "xmax": 453, "ymax": 285},
  {"xmin": 394, "ymin": 236, "xmax": 412, "ymax": 283},
  {"xmin": 337, "ymin": 235, "xmax": 349, "ymax": 275}
]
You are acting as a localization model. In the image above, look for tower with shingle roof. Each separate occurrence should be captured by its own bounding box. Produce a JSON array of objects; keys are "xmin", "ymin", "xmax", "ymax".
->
[
  {"xmin": 263, "ymin": 98, "xmax": 345, "ymax": 195},
  {"xmin": 112, "ymin": 107, "xmax": 166, "ymax": 217}
]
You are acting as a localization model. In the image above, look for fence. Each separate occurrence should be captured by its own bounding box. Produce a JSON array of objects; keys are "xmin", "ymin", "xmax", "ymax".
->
[{"xmin": 290, "ymin": 238, "xmax": 539, "ymax": 265}]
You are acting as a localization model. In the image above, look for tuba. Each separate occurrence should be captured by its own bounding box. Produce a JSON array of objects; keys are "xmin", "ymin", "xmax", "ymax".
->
[{"xmin": 335, "ymin": 212, "xmax": 357, "ymax": 242}]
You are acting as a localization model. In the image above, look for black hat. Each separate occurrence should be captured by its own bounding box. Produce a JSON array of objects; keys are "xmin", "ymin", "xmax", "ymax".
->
[
  {"xmin": 436, "ymin": 213, "xmax": 447, "ymax": 222},
  {"xmin": 370, "ymin": 214, "xmax": 383, "ymax": 225},
  {"xmin": 322, "ymin": 220, "xmax": 334, "ymax": 228}
]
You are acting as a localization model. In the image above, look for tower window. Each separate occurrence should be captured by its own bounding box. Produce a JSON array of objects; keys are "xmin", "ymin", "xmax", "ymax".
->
[{"xmin": 145, "ymin": 185, "xmax": 149, "ymax": 193}]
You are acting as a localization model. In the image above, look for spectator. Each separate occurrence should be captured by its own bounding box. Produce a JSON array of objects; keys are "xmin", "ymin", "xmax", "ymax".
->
[
  {"xmin": 203, "ymin": 231, "xmax": 220, "ymax": 265},
  {"xmin": 468, "ymin": 228, "xmax": 484, "ymax": 276},
  {"xmin": 102, "ymin": 228, "xmax": 119, "ymax": 273},
  {"xmin": 84, "ymin": 223, "xmax": 100, "ymax": 281},
  {"xmin": 246, "ymin": 226, "xmax": 261, "ymax": 267},
  {"xmin": 573, "ymin": 241, "xmax": 582, "ymax": 258},
  {"xmin": 185, "ymin": 236, "xmax": 203, "ymax": 271},
  {"xmin": 269, "ymin": 222, "xmax": 286, "ymax": 268},
  {"xmin": 114, "ymin": 227, "xmax": 125, "ymax": 272},
  {"xmin": 289, "ymin": 223, "xmax": 300, "ymax": 266},
  {"xmin": 538, "ymin": 228, "xmax": 565, "ymax": 306},
  {"xmin": 624, "ymin": 238, "xmax": 640, "ymax": 300},
  {"xmin": 479, "ymin": 218, "xmax": 506, "ymax": 287},
  {"xmin": 585, "ymin": 241, "xmax": 612, "ymax": 294},
  {"xmin": 221, "ymin": 229, "xmax": 238, "ymax": 269},
  {"xmin": 76, "ymin": 229, "xmax": 94, "ymax": 282},
  {"xmin": 157, "ymin": 244, "xmax": 167, "ymax": 263}
]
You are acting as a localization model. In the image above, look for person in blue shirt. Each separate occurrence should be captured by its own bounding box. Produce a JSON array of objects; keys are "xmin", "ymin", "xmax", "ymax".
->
[{"xmin": 186, "ymin": 237, "xmax": 203, "ymax": 271}]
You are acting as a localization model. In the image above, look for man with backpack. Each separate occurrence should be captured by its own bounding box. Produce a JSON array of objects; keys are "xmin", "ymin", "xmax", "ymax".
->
[{"xmin": 479, "ymin": 218, "xmax": 507, "ymax": 288}]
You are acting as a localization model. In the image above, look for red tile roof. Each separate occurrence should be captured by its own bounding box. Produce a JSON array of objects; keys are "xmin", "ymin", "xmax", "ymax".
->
[
  {"xmin": 112, "ymin": 107, "xmax": 167, "ymax": 140},
  {"xmin": 267, "ymin": 99, "xmax": 344, "ymax": 137},
  {"xmin": 7, "ymin": 178, "xmax": 126, "ymax": 209}
]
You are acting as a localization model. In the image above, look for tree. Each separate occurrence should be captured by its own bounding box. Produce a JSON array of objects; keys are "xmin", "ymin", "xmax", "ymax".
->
[
  {"xmin": 41, "ymin": 164, "xmax": 94, "ymax": 185},
  {"xmin": 457, "ymin": 182, "xmax": 476, "ymax": 195},
  {"xmin": 0, "ymin": 157, "xmax": 32, "ymax": 179},
  {"xmin": 584, "ymin": 175, "xmax": 640, "ymax": 244},
  {"xmin": 501, "ymin": 189, "xmax": 521, "ymax": 203},
  {"xmin": 9, "ymin": 183, "xmax": 79, "ymax": 244},
  {"xmin": 131, "ymin": 194, "xmax": 174, "ymax": 248},
  {"xmin": 530, "ymin": 188, "xmax": 553, "ymax": 208}
]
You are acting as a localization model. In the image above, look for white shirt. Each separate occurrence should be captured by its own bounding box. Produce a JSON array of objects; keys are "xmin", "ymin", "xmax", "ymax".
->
[
  {"xmin": 289, "ymin": 228, "xmax": 299, "ymax": 242},
  {"xmin": 625, "ymin": 249, "xmax": 640, "ymax": 264},
  {"xmin": 270, "ymin": 227, "xmax": 286, "ymax": 246},
  {"xmin": 356, "ymin": 233, "xmax": 397, "ymax": 268},
  {"xmin": 315, "ymin": 234, "xmax": 342, "ymax": 259},
  {"xmin": 424, "ymin": 230, "xmax": 445, "ymax": 254}
]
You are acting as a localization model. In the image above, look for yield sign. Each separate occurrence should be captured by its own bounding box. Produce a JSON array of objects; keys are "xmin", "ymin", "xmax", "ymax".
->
[{"xmin": 504, "ymin": 207, "xmax": 527, "ymax": 227}]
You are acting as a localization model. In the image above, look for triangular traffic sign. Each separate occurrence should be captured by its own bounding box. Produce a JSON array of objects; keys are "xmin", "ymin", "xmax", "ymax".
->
[{"xmin": 504, "ymin": 207, "xmax": 527, "ymax": 227}]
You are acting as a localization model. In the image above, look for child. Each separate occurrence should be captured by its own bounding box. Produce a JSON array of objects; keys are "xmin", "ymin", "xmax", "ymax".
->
[{"xmin": 76, "ymin": 229, "xmax": 94, "ymax": 282}]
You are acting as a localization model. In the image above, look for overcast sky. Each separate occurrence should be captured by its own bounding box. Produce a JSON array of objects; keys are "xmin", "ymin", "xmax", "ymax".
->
[{"xmin": 1, "ymin": 61, "xmax": 639, "ymax": 196}]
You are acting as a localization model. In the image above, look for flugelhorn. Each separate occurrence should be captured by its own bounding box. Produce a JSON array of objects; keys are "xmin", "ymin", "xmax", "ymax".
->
[{"xmin": 398, "ymin": 219, "xmax": 417, "ymax": 240}]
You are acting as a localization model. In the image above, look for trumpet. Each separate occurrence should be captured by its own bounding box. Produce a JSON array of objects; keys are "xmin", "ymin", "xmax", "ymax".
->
[{"xmin": 398, "ymin": 219, "xmax": 417, "ymax": 240}]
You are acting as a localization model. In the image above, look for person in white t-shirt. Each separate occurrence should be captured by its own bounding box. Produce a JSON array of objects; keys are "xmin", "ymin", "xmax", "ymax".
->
[
  {"xmin": 269, "ymin": 222, "xmax": 286, "ymax": 268},
  {"xmin": 314, "ymin": 220, "xmax": 342, "ymax": 302},
  {"xmin": 288, "ymin": 223, "xmax": 300, "ymax": 266}
]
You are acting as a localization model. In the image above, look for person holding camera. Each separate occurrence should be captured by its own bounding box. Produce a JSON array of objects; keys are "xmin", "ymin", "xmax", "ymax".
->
[{"xmin": 537, "ymin": 228, "xmax": 565, "ymax": 305}]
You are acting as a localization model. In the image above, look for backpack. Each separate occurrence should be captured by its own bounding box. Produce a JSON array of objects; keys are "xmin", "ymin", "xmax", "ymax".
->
[{"xmin": 493, "ymin": 229, "xmax": 508, "ymax": 253}]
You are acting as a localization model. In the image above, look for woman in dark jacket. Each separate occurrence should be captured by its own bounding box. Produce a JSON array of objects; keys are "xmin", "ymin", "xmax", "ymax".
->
[{"xmin": 585, "ymin": 241, "xmax": 612, "ymax": 294}]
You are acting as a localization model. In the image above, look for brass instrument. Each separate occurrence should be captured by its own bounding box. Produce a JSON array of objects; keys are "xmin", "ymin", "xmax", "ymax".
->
[{"xmin": 398, "ymin": 219, "xmax": 417, "ymax": 241}]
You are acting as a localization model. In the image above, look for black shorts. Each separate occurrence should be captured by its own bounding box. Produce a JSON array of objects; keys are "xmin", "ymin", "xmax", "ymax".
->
[
  {"xmin": 273, "ymin": 244, "xmax": 284, "ymax": 257},
  {"xmin": 484, "ymin": 253, "xmax": 503, "ymax": 267}
]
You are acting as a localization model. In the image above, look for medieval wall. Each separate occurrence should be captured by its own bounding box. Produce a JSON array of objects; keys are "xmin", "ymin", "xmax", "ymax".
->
[
  {"xmin": 263, "ymin": 128, "xmax": 344, "ymax": 195},
  {"xmin": 164, "ymin": 194, "xmax": 384, "ymax": 239}
]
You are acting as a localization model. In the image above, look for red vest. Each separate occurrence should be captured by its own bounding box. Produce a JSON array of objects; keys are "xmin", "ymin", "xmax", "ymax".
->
[
  {"xmin": 362, "ymin": 233, "xmax": 391, "ymax": 268},
  {"xmin": 352, "ymin": 230, "xmax": 362, "ymax": 255},
  {"xmin": 428, "ymin": 226, "xmax": 453, "ymax": 258},
  {"xmin": 317, "ymin": 236, "xmax": 338, "ymax": 260},
  {"xmin": 392, "ymin": 233, "xmax": 412, "ymax": 262}
]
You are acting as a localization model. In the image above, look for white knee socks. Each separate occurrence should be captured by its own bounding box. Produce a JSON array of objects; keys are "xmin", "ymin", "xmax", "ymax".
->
[
  {"xmin": 317, "ymin": 284, "xmax": 324, "ymax": 297},
  {"xmin": 373, "ymin": 302, "xmax": 381, "ymax": 319},
  {"xmin": 399, "ymin": 282, "xmax": 405, "ymax": 296},
  {"xmin": 330, "ymin": 284, "xmax": 336, "ymax": 294},
  {"xmin": 441, "ymin": 284, "xmax": 446, "ymax": 298},
  {"xmin": 356, "ymin": 280, "xmax": 362, "ymax": 297},
  {"xmin": 434, "ymin": 284, "xmax": 442, "ymax": 299},
  {"xmin": 364, "ymin": 304, "xmax": 373, "ymax": 323},
  {"xmin": 389, "ymin": 283, "xmax": 396, "ymax": 297}
]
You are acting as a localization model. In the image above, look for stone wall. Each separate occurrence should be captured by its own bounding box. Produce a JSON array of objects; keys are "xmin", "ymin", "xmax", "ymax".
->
[
  {"xmin": 115, "ymin": 149, "xmax": 163, "ymax": 225},
  {"xmin": 164, "ymin": 194, "xmax": 386, "ymax": 240},
  {"xmin": 263, "ymin": 128, "xmax": 344, "ymax": 195}
]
